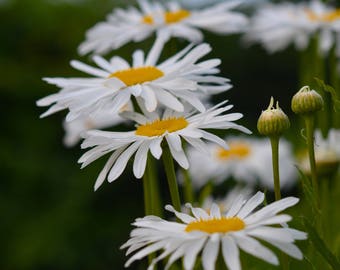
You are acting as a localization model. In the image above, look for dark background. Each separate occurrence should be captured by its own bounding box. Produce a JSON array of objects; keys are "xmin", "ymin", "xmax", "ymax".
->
[{"xmin": 0, "ymin": 0, "xmax": 301, "ymax": 269}]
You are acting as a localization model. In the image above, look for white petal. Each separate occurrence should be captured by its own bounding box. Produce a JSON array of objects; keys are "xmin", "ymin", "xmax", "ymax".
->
[
  {"xmin": 133, "ymin": 140, "xmax": 151, "ymax": 178},
  {"xmin": 166, "ymin": 136, "xmax": 189, "ymax": 169},
  {"xmin": 108, "ymin": 140, "xmax": 142, "ymax": 182},
  {"xmin": 149, "ymin": 137, "xmax": 163, "ymax": 159},
  {"xmin": 245, "ymin": 197, "xmax": 299, "ymax": 224},
  {"xmin": 183, "ymin": 238, "xmax": 207, "ymax": 270},
  {"xmin": 140, "ymin": 85, "xmax": 158, "ymax": 112},
  {"xmin": 165, "ymin": 205, "xmax": 196, "ymax": 224},
  {"xmin": 210, "ymin": 204, "xmax": 221, "ymax": 219},
  {"xmin": 132, "ymin": 49, "xmax": 145, "ymax": 67},
  {"xmin": 200, "ymin": 130, "xmax": 229, "ymax": 149},
  {"xmin": 125, "ymin": 240, "xmax": 167, "ymax": 267},
  {"xmin": 154, "ymin": 87, "xmax": 184, "ymax": 111},
  {"xmin": 70, "ymin": 60, "xmax": 109, "ymax": 77},
  {"xmin": 237, "ymin": 192, "xmax": 264, "ymax": 219},
  {"xmin": 92, "ymin": 55, "xmax": 115, "ymax": 73},
  {"xmin": 266, "ymin": 241, "xmax": 304, "ymax": 260},
  {"xmin": 94, "ymin": 147, "xmax": 126, "ymax": 191},
  {"xmin": 103, "ymin": 77, "xmax": 126, "ymax": 89},
  {"xmin": 202, "ymin": 236, "xmax": 220, "ymax": 270},
  {"xmin": 226, "ymin": 195, "xmax": 246, "ymax": 217},
  {"xmin": 234, "ymin": 234, "xmax": 279, "ymax": 265},
  {"xmin": 109, "ymin": 56, "xmax": 130, "ymax": 70},
  {"xmin": 185, "ymin": 203, "xmax": 210, "ymax": 220},
  {"xmin": 167, "ymin": 133, "xmax": 182, "ymax": 152},
  {"xmin": 247, "ymin": 227, "xmax": 295, "ymax": 243},
  {"xmin": 222, "ymin": 236, "xmax": 241, "ymax": 270},
  {"xmin": 145, "ymin": 34, "xmax": 167, "ymax": 66}
]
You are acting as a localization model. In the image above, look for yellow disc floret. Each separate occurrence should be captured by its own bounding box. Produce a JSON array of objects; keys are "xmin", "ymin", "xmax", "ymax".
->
[
  {"xmin": 185, "ymin": 217, "xmax": 245, "ymax": 234},
  {"xmin": 135, "ymin": 117, "xmax": 188, "ymax": 137},
  {"xmin": 217, "ymin": 142, "xmax": 251, "ymax": 160},
  {"xmin": 109, "ymin": 66, "xmax": 164, "ymax": 86},
  {"xmin": 306, "ymin": 9, "xmax": 340, "ymax": 22},
  {"xmin": 143, "ymin": 10, "xmax": 191, "ymax": 25}
]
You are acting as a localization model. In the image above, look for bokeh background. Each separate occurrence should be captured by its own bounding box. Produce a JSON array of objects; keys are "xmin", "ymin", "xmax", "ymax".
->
[{"xmin": 0, "ymin": 0, "xmax": 303, "ymax": 269}]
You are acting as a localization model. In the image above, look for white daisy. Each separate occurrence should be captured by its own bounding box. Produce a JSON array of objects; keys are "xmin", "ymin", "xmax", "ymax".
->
[
  {"xmin": 122, "ymin": 192, "xmax": 307, "ymax": 270},
  {"xmin": 186, "ymin": 136, "xmax": 297, "ymax": 190},
  {"xmin": 299, "ymin": 129, "xmax": 340, "ymax": 176},
  {"xmin": 37, "ymin": 38, "xmax": 232, "ymax": 122},
  {"xmin": 245, "ymin": 1, "xmax": 340, "ymax": 56},
  {"xmin": 79, "ymin": 101, "xmax": 251, "ymax": 190},
  {"xmin": 78, "ymin": 0, "xmax": 248, "ymax": 55}
]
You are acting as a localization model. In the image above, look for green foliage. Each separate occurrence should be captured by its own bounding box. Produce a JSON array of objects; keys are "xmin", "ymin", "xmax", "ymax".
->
[
  {"xmin": 303, "ymin": 219, "xmax": 340, "ymax": 270},
  {"xmin": 314, "ymin": 77, "xmax": 340, "ymax": 112}
]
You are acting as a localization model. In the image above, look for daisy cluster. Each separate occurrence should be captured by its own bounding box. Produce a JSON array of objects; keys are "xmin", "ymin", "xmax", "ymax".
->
[{"xmin": 36, "ymin": 1, "xmax": 315, "ymax": 269}]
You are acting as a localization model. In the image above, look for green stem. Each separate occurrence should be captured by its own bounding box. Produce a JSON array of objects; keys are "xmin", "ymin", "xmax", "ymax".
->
[
  {"xmin": 269, "ymin": 139, "xmax": 290, "ymax": 269},
  {"xmin": 162, "ymin": 145, "xmax": 181, "ymax": 211},
  {"xmin": 143, "ymin": 165, "xmax": 152, "ymax": 216},
  {"xmin": 182, "ymin": 169, "xmax": 194, "ymax": 203},
  {"xmin": 270, "ymin": 136, "xmax": 281, "ymax": 201},
  {"xmin": 143, "ymin": 155, "xmax": 163, "ymax": 217},
  {"xmin": 305, "ymin": 115, "xmax": 320, "ymax": 208},
  {"xmin": 147, "ymin": 156, "xmax": 163, "ymax": 217}
]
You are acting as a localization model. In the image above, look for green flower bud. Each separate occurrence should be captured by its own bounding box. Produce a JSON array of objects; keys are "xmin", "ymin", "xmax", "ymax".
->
[
  {"xmin": 257, "ymin": 97, "xmax": 290, "ymax": 137},
  {"xmin": 291, "ymin": 86, "xmax": 324, "ymax": 115}
]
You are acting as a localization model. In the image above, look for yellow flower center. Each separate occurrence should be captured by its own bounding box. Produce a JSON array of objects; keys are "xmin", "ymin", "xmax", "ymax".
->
[
  {"xmin": 216, "ymin": 142, "xmax": 251, "ymax": 161},
  {"xmin": 185, "ymin": 217, "xmax": 245, "ymax": 234},
  {"xmin": 306, "ymin": 9, "xmax": 340, "ymax": 22},
  {"xmin": 135, "ymin": 117, "xmax": 188, "ymax": 137},
  {"xmin": 143, "ymin": 10, "xmax": 191, "ymax": 25},
  {"xmin": 108, "ymin": 66, "xmax": 164, "ymax": 86}
]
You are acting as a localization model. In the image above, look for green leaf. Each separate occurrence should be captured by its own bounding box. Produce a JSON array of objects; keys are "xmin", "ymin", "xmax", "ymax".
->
[
  {"xmin": 314, "ymin": 77, "xmax": 340, "ymax": 111},
  {"xmin": 303, "ymin": 218, "xmax": 340, "ymax": 270}
]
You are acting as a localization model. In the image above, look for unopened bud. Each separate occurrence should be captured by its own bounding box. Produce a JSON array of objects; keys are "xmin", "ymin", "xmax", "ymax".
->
[
  {"xmin": 291, "ymin": 86, "xmax": 324, "ymax": 115},
  {"xmin": 257, "ymin": 97, "xmax": 290, "ymax": 137}
]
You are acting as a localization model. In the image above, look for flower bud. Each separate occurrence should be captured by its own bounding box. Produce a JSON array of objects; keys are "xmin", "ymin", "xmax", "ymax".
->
[
  {"xmin": 291, "ymin": 86, "xmax": 324, "ymax": 115},
  {"xmin": 257, "ymin": 97, "xmax": 290, "ymax": 137}
]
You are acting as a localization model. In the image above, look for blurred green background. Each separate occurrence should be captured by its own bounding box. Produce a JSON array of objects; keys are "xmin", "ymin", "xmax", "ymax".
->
[{"xmin": 0, "ymin": 0, "xmax": 303, "ymax": 269}]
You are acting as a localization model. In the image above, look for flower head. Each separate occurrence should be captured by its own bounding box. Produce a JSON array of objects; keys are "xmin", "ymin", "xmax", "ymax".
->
[
  {"xmin": 257, "ymin": 97, "xmax": 290, "ymax": 137},
  {"xmin": 79, "ymin": 101, "xmax": 250, "ymax": 190},
  {"xmin": 244, "ymin": 1, "xmax": 340, "ymax": 56},
  {"xmin": 186, "ymin": 136, "xmax": 297, "ymax": 190},
  {"xmin": 78, "ymin": 0, "xmax": 248, "ymax": 55},
  {"xmin": 291, "ymin": 86, "xmax": 324, "ymax": 115},
  {"xmin": 122, "ymin": 192, "xmax": 307, "ymax": 270},
  {"xmin": 37, "ymin": 38, "xmax": 231, "ymax": 122}
]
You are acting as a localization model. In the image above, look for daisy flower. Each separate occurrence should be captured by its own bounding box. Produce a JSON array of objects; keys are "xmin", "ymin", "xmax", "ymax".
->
[
  {"xmin": 186, "ymin": 136, "xmax": 297, "ymax": 190},
  {"xmin": 299, "ymin": 129, "xmax": 340, "ymax": 176},
  {"xmin": 37, "ymin": 38, "xmax": 231, "ymax": 122},
  {"xmin": 122, "ymin": 192, "xmax": 307, "ymax": 270},
  {"xmin": 244, "ymin": 1, "xmax": 340, "ymax": 56},
  {"xmin": 79, "ymin": 101, "xmax": 251, "ymax": 190},
  {"xmin": 78, "ymin": 0, "xmax": 248, "ymax": 55}
]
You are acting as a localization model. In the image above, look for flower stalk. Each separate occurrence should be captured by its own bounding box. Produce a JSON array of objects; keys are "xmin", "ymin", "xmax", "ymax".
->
[
  {"xmin": 305, "ymin": 115, "xmax": 320, "ymax": 207},
  {"xmin": 257, "ymin": 97, "xmax": 290, "ymax": 201},
  {"xmin": 270, "ymin": 136, "xmax": 281, "ymax": 200},
  {"xmin": 162, "ymin": 145, "xmax": 182, "ymax": 211}
]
